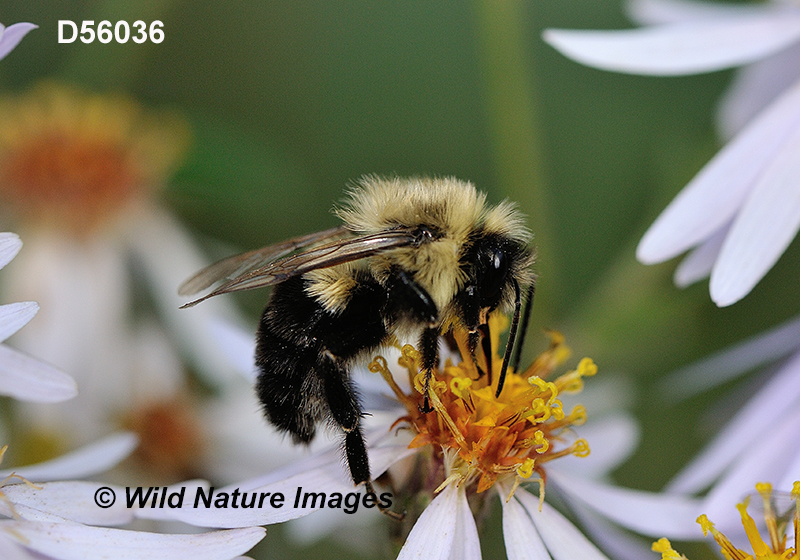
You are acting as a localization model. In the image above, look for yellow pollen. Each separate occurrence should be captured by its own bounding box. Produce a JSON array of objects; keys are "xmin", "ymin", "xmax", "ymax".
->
[
  {"xmin": 688, "ymin": 482, "xmax": 800, "ymax": 560},
  {"xmin": 532, "ymin": 430, "xmax": 549, "ymax": 453},
  {"xmin": 578, "ymin": 357, "xmax": 598, "ymax": 377},
  {"xmin": 451, "ymin": 377, "xmax": 473, "ymax": 399},
  {"xmin": 516, "ymin": 457, "xmax": 535, "ymax": 479},
  {"xmin": 571, "ymin": 439, "xmax": 591, "ymax": 458},
  {"xmin": 566, "ymin": 405, "xmax": 587, "ymax": 426},
  {"xmin": 384, "ymin": 313, "xmax": 596, "ymax": 497},
  {"xmin": 527, "ymin": 376, "xmax": 558, "ymax": 405},
  {"xmin": 652, "ymin": 538, "xmax": 688, "ymax": 560}
]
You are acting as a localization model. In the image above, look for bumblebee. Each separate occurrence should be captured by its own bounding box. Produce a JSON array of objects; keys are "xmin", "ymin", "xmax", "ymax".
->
[{"xmin": 180, "ymin": 176, "xmax": 535, "ymax": 499}]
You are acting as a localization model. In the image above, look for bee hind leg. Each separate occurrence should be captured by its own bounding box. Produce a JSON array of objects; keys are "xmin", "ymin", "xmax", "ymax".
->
[
  {"xmin": 321, "ymin": 354, "xmax": 405, "ymax": 520},
  {"xmin": 319, "ymin": 352, "xmax": 372, "ymax": 482}
]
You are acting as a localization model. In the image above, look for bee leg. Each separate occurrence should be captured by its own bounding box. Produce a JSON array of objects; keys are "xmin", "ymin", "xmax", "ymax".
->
[
  {"xmin": 460, "ymin": 284, "xmax": 488, "ymax": 379},
  {"xmin": 389, "ymin": 269, "xmax": 437, "ymax": 324},
  {"xmin": 495, "ymin": 278, "xmax": 522, "ymax": 398},
  {"xmin": 466, "ymin": 329, "xmax": 484, "ymax": 379},
  {"xmin": 478, "ymin": 322, "xmax": 493, "ymax": 384},
  {"xmin": 343, "ymin": 423, "xmax": 370, "ymax": 485},
  {"xmin": 365, "ymin": 478, "xmax": 405, "ymax": 521},
  {"xmin": 319, "ymin": 352, "xmax": 368, "ymax": 483},
  {"xmin": 418, "ymin": 327, "xmax": 439, "ymax": 414},
  {"xmin": 320, "ymin": 355, "xmax": 405, "ymax": 520}
]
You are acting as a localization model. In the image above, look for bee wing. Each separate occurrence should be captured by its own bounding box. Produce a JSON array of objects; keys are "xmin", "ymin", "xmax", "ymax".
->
[
  {"xmin": 747, "ymin": 490, "xmax": 796, "ymax": 524},
  {"xmin": 178, "ymin": 226, "xmax": 349, "ymax": 297},
  {"xmin": 180, "ymin": 228, "xmax": 421, "ymax": 308}
]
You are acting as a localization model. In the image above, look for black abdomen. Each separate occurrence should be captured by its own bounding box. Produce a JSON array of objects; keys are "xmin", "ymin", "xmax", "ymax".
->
[{"xmin": 254, "ymin": 273, "xmax": 389, "ymax": 448}]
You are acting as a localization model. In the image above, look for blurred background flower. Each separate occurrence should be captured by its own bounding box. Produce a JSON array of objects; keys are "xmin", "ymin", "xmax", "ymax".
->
[
  {"xmin": 0, "ymin": 1, "xmax": 796, "ymax": 559},
  {"xmin": 0, "ymin": 81, "xmax": 246, "ymax": 481},
  {"xmin": 0, "ymin": 231, "xmax": 76, "ymax": 404}
]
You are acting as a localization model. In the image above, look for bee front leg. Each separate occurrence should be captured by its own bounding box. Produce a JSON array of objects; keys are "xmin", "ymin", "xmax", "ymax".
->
[
  {"xmin": 418, "ymin": 326, "xmax": 439, "ymax": 414},
  {"xmin": 385, "ymin": 269, "xmax": 440, "ymax": 413},
  {"xmin": 460, "ymin": 284, "xmax": 488, "ymax": 380}
]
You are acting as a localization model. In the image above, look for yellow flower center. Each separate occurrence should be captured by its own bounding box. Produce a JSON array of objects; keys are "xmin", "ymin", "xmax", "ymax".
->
[
  {"xmin": 655, "ymin": 481, "xmax": 800, "ymax": 560},
  {"xmin": 370, "ymin": 314, "xmax": 594, "ymax": 495},
  {"xmin": 0, "ymin": 81, "xmax": 189, "ymax": 234}
]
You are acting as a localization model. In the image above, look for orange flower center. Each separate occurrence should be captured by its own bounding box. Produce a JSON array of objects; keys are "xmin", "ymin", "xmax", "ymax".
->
[{"xmin": 371, "ymin": 315, "xmax": 595, "ymax": 495}]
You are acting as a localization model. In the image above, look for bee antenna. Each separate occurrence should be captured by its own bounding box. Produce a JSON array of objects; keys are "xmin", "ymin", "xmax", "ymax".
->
[
  {"xmin": 495, "ymin": 278, "xmax": 522, "ymax": 398},
  {"xmin": 511, "ymin": 283, "xmax": 535, "ymax": 374}
]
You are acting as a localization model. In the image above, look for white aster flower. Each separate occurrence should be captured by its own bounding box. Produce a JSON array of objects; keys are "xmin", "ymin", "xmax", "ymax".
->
[
  {"xmin": 0, "ymin": 83, "xmax": 244, "ymax": 469},
  {"xmin": 0, "ymin": 433, "xmax": 265, "ymax": 560},
  {"xmin": 543, "ymin": 0, "xmax": 800, "ymax": 306},
  {"xmin": 652, "ymin": 316, "xmax": 800, "ymax": 535},
  {"xmin": 0, "ymin": 232, "xmax": 76, "ymax": 403},
  {"xmin": 139, "ymin": 316, "xmax": 701, "ymax": 560},
  {"xmin": 0, "ymin": 22, "xmax": 37, "ymax": 62},
  {"xmin": 653, "ymin": 481, "xmax": 800, "ymax": 560}
]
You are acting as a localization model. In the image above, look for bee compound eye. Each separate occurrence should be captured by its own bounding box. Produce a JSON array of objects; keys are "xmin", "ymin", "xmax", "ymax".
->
[{"xmin": 478, "ymin": 248, "xmax": 508, "ymax": 306}]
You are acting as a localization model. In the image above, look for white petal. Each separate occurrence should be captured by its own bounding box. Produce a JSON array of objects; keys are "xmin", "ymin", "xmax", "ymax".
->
[
  {"xmin": 717, "ymin": 44, "xmax": 800, "ymax": 139},
  {"xmin": 543, "ymin": 12, "xmax": 800, "ymax": 76},
  {"xmin": 778, "ymin": 442, "xmax": 800, "ymax": 491},
  {"xmin": 701, "ymin": 407, "xmax": 800, "ymax": 528},
  {"xmin": 0, "ymin": 302, "xmax": 39, "ymax": 342},
  {"xmin": 127, "ymin": 480, "xmax": 211, "ymax": 522},
  {"xmin": 637, "ymin": 76, "xmax": 800, "ymax": 264},
  {"xmin": 397, "ymin": 484, "xmax": 461, "ymax": 560},
  {"xmin": 0, "ymin": 344, "xmax": 77, "ymax": 402},
  {"xmin": 666, "ymin": 351, "xmax": 800, "ymax": 493},
  {"xmin": 567, "ymin": 501, "xmax": 657, "ymax": 560},
  {"xmin": 0, "ymin": 536, "xmax": 35, "ymax": 560},
  {"xmin": 710, "ymin": 110, "xmax": 800, "ymax": 306},
  {"xmin": 516, "ymin": 490, "xmax": 610, "ymax": 560},
  {"xmin": 627, "ymin": 0, "xmax": 781, "ymax": 25},
  {"xmin": 0, "ymin": 233, "xmax": 22, "ymax": 270},
  {"xmin": 448, "ymin": 484, "xmax": 481, "ymax": 560},
  {"xmin": 144, "ymin": 441, "xmax": 416, "ymax": 527},
  {"xmin": 0, "ymin": 23, "xmax": 37, "ymax": 61},
  {"xmin": 551, "ymin": 413, "xmax": 639, "ymax": 479},
  {"xmin": 499, "ymin": 485, "xmax": 551, "ymax": 560},
  {"xmin": 673, "ymin": 224, "xmax": 726, "ymax": 287},
  {"xmin": 659, "ymin": 315, "xmax": 800, "ymax": 402},
  {"xmin": 122, "ymin": 205, "xmax": 249, "ymax": 387},
  {"xmin": 208, "ymin": 318, "xmax": 258, "ymax": 382},
  {"xmin": 549, "ymin": 470, "xmax": 703, "ymax": 539},
  {"xmin": 3, "ymin": 481, "xmax": 133, "ymax": 526},
  {"xmin": 0, "ymin": 432, "xmax": 138, "ymax": 482},
  {"xmin": 0, "ymin": 522, "xmax": 265, "ymax": 560},
  {"xmin": 4, "ymin": 231, "xmax": 133, "ymax": 436}
]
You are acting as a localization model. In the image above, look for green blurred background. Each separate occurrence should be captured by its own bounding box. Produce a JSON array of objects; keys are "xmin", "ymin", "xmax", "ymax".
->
[{"xmin": 3, "ymin": 0, "xmax": 797, "ymax": 558}]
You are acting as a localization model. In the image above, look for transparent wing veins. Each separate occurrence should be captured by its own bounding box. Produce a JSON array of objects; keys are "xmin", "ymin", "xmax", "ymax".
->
[
  {"xmin": 180, "ymin": 228, "xmax": 420, "ymax": 308},
  {"xmin": 178, "ymin": 226, "xmax": 348, "ymax": 297}
]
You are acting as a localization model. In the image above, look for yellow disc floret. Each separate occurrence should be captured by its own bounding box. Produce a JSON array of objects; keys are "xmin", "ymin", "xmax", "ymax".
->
[
  {"xmin": 663, "ymin": 482, "xmax": 800, "ymax": 560},
  {"xmin": 371, "ymin": 313, "xmax": 594, "ymax": 499}
]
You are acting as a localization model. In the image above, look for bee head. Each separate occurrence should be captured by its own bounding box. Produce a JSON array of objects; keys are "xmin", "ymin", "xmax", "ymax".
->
[{"xmin": 459, "ymin": 232, "xmax": 532, "ymax": 328}]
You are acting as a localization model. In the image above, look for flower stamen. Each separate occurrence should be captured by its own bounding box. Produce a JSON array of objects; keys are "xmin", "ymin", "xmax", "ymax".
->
[{"xmin": 379, "ymin": 313, "xmax": 596, "ymax": 504}]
